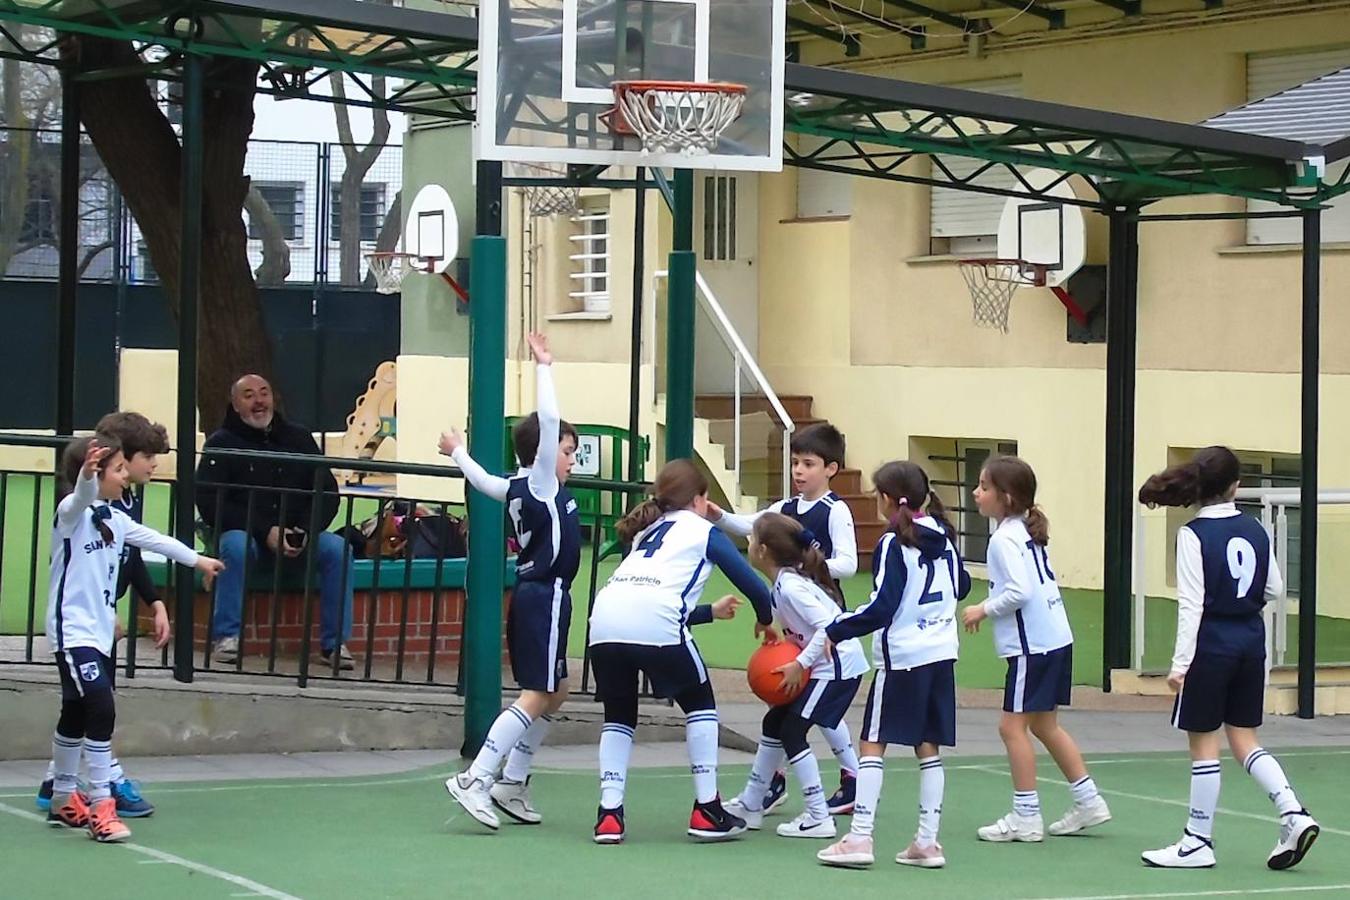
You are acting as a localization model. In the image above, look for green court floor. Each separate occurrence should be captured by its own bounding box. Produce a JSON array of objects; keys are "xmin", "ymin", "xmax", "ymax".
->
[{"xmin": 1, "ymin": 748, "xmax": 1345, "ymax": 900}]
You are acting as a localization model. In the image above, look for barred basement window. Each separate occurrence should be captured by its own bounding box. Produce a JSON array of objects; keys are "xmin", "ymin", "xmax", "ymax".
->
[
  {"xmin": 250, "ymin": 182, "xmax": 304, "ymax": 242},
  {"xmin": 330, "ymin": 183, "xmax": 386, "ymax": 243},
  {"xmin": 568, "ymin": 199, "xmax": 610, "ymax": 314}
]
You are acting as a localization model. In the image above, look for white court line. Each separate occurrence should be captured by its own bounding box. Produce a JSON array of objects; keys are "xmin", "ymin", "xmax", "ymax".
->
[
  {"xmin": 968, "ymin": 765, "xmax": 1350, "ymax": 838},
  {"xmin": 0, "ymin": 801, "xmax": 302, "ymax": 900},
  {"xmin": 1022, "ymin": 885, "xmax": 1350, "ymax": 900},
  {"xmin": 0, "ymin": 771, "xmax": 456, "ymax": 800}
]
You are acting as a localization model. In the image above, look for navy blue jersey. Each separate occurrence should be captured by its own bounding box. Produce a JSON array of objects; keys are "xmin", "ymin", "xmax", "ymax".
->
[
  {"xmin": 781, "ymin": 493, "xmax": 840, "ymax": 560},
  {"xmin": 1187, "ymin": 513, "xmax": 1271, "ymax": 658},
  {"xmin": 506, "ymin": 475, "xmax": 581, "ymax": 585},
  {"xmin": 112, "ymin": 489, "xmax": 144, "ymax": 600}
]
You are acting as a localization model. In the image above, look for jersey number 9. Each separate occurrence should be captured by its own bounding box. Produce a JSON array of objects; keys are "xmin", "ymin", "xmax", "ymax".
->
[{"xmin": 1226, "ymin": 536, "xmax": 1257, "ymax": 599}]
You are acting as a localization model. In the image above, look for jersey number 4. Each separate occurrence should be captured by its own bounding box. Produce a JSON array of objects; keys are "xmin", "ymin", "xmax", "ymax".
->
[{"xmin": 635, "ymin": 521, "xmax": 676, "ymax": 558}]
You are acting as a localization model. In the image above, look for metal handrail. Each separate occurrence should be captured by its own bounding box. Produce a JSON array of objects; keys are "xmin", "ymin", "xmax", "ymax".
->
[{"xmin": 653, "ymin": 269, "xmax": 793, "ymax": 501}]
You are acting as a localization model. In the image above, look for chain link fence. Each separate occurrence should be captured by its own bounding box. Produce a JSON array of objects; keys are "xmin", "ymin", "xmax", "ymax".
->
[{"xmin": 0, "ymin": 127, "xmax": 402, "ymax": 287}]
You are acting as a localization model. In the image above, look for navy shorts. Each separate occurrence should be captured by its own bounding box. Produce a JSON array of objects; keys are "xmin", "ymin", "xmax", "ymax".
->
[
  {"xmin": 1172, "ymin": 651, "xmax": 1265, "ymax": 732},
  {"xmin": 589, "ymin": 640, "xmax": 709, "ymax": 701},
  {"xmin": 55, "ymin": 647, "xmax": 115, "ymax": 701},
  {"xmin": 507, "ymin": 579, "xmax": 571, "ymax": 692},
  {"xmin": 1004, "ymin": 645, "xmax": 1073, "ymax": 714},
  {"xmin": 861, "ymin": 660, "xmax": 956, "ymax": 747},
  {"xmin": 790, "ymin": 676, "xmax": 862, "ymax": 730}
]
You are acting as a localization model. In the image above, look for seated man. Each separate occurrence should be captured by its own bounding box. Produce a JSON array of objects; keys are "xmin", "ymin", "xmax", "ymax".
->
[{"xmin": 196, "ymin": 374, "xmax": 355, "ymax": 669}]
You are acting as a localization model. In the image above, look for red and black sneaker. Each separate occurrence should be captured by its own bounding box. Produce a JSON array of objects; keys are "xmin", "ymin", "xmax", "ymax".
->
[
  {"xmin": 594, "ymin": 805, "xmax": 625, "ymax": 845},
  {"xmin": 688, "ymin": 795, "xmax": 748, "ymax": 842}
]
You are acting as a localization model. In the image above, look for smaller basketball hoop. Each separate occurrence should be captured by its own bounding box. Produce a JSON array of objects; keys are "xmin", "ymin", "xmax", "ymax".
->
[
  {"xmin": 609, "ymin": 80, "xmax": 748, "ymax": 156},
  {"xmin": 366, "ymin": 251, "xmax": 435, "ymax": 295},
  {"xmin": 507, "ymin": 162, "xmax": 581, "ymax": 218},
  {"xmin": 958, "ymin": 258, "xmax": 1049, "ymax": 333}
]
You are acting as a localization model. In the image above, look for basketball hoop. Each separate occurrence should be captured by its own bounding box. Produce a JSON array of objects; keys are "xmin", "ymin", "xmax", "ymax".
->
[
  {"xmin": 366, "ymin": 251, "xmax": 434, "ymax": 295},
  {"xmin": 506, "ymin": 162, "xmax": 581, "ymax": 218},
  {"xmin": 958, "ymin": 258, "xmax": 1048, "ymax": 333},
  {"xmin": 609, "ymin": 80, "xmax": 748, "ymax": 156}
]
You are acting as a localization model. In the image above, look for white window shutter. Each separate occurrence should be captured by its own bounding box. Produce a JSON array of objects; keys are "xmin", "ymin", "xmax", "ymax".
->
[
  {"xmin": 930, "ymin": 78, "xmax": 1022, "ymax": 243},
  {"xmin": 796, "ymin": 134, "xmax": 853, "ymax": 218}
]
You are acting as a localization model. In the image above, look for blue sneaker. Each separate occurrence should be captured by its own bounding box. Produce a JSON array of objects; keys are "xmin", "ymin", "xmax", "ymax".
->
[
  {"xmin": 827, "ymin": 772, "xmax": 856, "ymax": 815},
  {"xmin": 36, "ymin": 779, "xmax": 53, "ymax": 812},
  {"xmin": 112, "ymin": 779, "xmax": 155, "ymax": 818},
  {"xmin": 764, "ymin": 770, "xmax": 788, "ymax": 814}
]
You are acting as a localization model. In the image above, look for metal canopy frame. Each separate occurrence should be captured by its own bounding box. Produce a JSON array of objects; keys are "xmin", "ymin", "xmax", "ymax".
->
[{"xmin": 1, "ymin": 0, "xmax": 1337, "ymax": 721}]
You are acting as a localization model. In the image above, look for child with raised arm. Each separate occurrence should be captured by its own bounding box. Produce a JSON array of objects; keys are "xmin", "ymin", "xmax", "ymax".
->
[{"xmin": 441, "ymin": 332, "xmax": 581, "ymax": 830}]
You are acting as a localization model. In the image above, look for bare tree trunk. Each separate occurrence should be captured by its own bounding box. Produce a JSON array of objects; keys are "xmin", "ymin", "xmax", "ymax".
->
[
  {"xmin": 329, "ymin": 73, "xmax": 390, "ymax": 285},
  {"xmin": 0, "ymin": 49, "xmax": 35, "ymax": 275},
  {"xmin": 244, "ymin": 183, "xmax": 292, "ymax": 285},
  {"xmin": 63, "ymin": 37, "xmax": 273, "ymax": 428}
]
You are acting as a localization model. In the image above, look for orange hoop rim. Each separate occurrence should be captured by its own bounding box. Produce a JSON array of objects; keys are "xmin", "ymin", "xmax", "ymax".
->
[
  {"xmin": 958, "ymin": 257, "xmax": 1049, "ymax": 287},
  {"xmin": 611, "ymin": 79, "xmax": 748, "ymax": 95}
]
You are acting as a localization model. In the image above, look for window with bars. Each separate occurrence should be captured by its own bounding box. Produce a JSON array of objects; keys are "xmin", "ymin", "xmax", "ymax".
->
[
  {"xmin": 330, "ymin": 183, "xmax": 386, "ymax": 243},
  {"xmin": 249, "ymin": 182, "xmax": 304, "ymax": 242},
  {"xmin": 568, "ymin": 199, "xmax": 610, "ymax": 314},
  {"xmin": 925, "ymin": 438, "xmax": 1019, "ymax": 563},
  {"xmin": 702, "ymin": 175, "xmax": 738, "ymax": 260}
]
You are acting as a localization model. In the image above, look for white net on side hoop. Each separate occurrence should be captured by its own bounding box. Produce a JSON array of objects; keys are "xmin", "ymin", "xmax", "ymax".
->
[
  {"xmin": 507, "ymin": 162, "xmax": 580, "ymax": 218},
  {"xmin": 958, "ymin": 259, "xmax": 1045, "ymax": 333},
  {"xmin": 366, "ymin": 252, "xmax": 426, "ymax": 295},
  {"xmin": 612, "ymin": 81, "xmax": 747, "ymax": 156}
]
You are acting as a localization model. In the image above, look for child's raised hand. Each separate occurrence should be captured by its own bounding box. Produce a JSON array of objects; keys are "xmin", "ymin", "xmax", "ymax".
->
[
  {"xmin": 81, "ymin": 441, "xmax": 111, "ymax": 479},
  {"xmin": 961, "ymin": 602, "xmax": 987, "ymax": 633},
  {"xmin": 438, "ymin": 428, "xmax": 464, "ymax": 457},
  {"xmin": 526, "ymin": 331, "xmax": 553, "ymax": 366},
  {"xmin": 754, "ymin": 621, "xmax": 780, "ymax": 644},
  {"xmin": 703, "ymin": 501, "xmax": 724, "ymax": 522},
  {"xmin": 772, "ymin": 658, "xmax": 806, "ymax": 693},
  {"xmin": 711, "ymin": 595, "xmax": 740, "ymax": 620}
]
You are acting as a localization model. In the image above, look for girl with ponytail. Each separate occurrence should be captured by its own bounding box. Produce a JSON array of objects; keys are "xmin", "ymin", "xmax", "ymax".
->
[
  {"xmin": 816, "ymin": 461, "xmax": 970, "ymax": 870},
  {"xmin": 722, "ymin": 513, "xmax": 868, "ymax": 841},
  {"xmin": 962, "ymin": 456, "xmax": 1110, "ymax": 845},
  {"xmin": 588, "ymin": 459, "xmax": 775, "ymax": 844},
  {"xmin": 1136, "ymin": 447, "xmax": 1318, "ymax": 870}
]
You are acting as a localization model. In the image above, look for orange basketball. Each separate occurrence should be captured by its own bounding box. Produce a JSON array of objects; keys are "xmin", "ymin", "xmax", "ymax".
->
[{"xmin": 747, "ymin": 640, "xmax": 806, "ymax": 706}]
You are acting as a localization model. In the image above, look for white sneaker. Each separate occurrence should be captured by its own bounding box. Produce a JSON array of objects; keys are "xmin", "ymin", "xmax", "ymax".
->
[
  {"xmin": 1049, "ymin": 796, "xmax": 1113, "ymax": 836},
  {"xmin": 817, "ymin": 833, "xmax": 874, "ymax": 868},
  {"xmin": 212, "ymin": 636, "xmax": 239, "ymax": 665},
  {"xmin": 895, "ymin": 840, "xmax": 946, "ymax": 868},
  {"xmin": 1141, "ymin": 831, "xmax": 1215, "ymax": 868},
  {"xmin": 776, "ymin": 812, "xmax": 837, "ymax": 839},
  {"xmin": 490, "ymin": 777, "xmax": 541, "ymax": 825},
  {"xmin": 1267, "ymin": 810, "xmax": 1319, "ymax": 871},
  {"xmin": 445, "ymin": 772, "xmax": 499, "ymax": 831},
  {"xmin": 978, "ymin": 811, "xmax": 1044, "ymax": 843},
  {"xmin": 723, "ymin": 797, "xmax": 764, "ymax": 831}
]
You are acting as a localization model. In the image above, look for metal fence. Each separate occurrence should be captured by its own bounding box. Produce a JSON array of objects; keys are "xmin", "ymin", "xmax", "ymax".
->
[
  {"xmin": 0, "ymin": 127, "xmax": 403, "ymax": 287},
  {"xmin": 0, "ymin": 434, "xmax": 648, "ymax": 693}
]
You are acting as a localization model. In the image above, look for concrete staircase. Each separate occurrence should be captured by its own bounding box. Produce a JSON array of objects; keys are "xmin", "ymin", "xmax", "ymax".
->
[{"xmin": 694, "ymin": 393, "xmax": 885, "ymax": 567}]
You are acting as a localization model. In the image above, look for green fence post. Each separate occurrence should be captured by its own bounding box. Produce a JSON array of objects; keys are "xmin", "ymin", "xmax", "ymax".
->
[
  {"xmin": 462, "ymin": 162, "xmax": 506, "ymax": 757},
  {"xmin": 666, "ymin": 169, "xmax": 696, "ymax": 462}
]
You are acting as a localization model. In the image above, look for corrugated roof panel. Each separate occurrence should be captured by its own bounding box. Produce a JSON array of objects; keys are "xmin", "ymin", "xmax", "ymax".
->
[{"xmin": 1205, "ymin": 65, "xmax": 1350, "ymax": 149}]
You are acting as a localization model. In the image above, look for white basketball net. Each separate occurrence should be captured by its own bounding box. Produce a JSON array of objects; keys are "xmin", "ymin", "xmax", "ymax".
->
[
  {"xmin": 959, "ymin": 260, "xmax": 1044, "ymax": 333},
  {"xmin": 613, "ymin": 82, "xmax": 747, "ymax": 156},
  {"xmin": 367, "ymin": 253, "xmax": 424, "ymax": 295}
]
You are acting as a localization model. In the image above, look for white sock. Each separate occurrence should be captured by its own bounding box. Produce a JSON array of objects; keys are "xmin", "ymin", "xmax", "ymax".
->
[
  {"xmin": 109, "ymin": 756, "xmax": 125, "ymax": 785},
  {"xmin": 468, "ymin": 703, "xmax": 533, "ymax": 781},
  {"xmin": 1187, "ymin": 759, "xmax": 1221, "ymax": 838},
  {"xmin": 51, "ymin": 734, "xmax": 82, "ymax": 794},
  {"xmin": 1070, "ymin": 774, "xmax": 1100, "ymax": 806},
  {"xmin": 790, "ymin": 748, "xmax": 829, "ymax": 821},
  {"xmin": 44, "ymin": 759, "xmax": 56, "ymax": 783},
  {"xmin": 1244, "ymin": 748, "xmax": 1301, "ymax": 815},
  {"xmin": 599, "ymin": 723, "xmax": 635, "ymax": 810},
  {"xmin": 686, "ymin": 710, "xmax": 720, "ymax": 804},
  {"xmin": 917, "ymin": 755, "xmax": 944, "ymax": 847},
  {"xmin": 820, "ymin": 722, "xmax": 859, "ymax": 776},
  {"xmin": 1013, "ymin": 790, "xmax": 1040, "ymax": 818},
  {"xmin": 502, "ymin": 714, "xmax": 553, "ymax": 783},
  {"xmin": 85, "ymin": 739, "xmax": 114, "ymax": 801},
  {"xmin": 741, "ymin": 736, "xmax": 784, "ymax": 811},
  {"xmin": 851, "ymin": 756, "xmax": 884, "ymax": 837}
]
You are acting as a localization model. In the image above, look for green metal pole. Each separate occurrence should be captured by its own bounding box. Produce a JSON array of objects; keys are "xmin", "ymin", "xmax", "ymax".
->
[
  {"xmin": 665, "ymin": 170, "xmax": 696, "ymax": 461},
  {"xmin": 462, "ymin": 160, "xmax": 506, "ymax": 757}
]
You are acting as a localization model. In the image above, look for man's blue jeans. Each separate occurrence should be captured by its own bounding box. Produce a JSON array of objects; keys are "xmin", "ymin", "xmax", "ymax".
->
[{"xmin": 211, "ymin": 530, "xmax": 354, "ymax": 652}]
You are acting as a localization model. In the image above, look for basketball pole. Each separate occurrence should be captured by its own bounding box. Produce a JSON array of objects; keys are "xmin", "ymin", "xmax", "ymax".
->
[
  {"xmin": 666, "ymin": 170, "xmax": 696, "ymax": 462},
  {"xmin": 462, "ymin": 159, "xmax": 507, "ymax": 756},
  {"xmin": 1297, "ymin": 208, "xmax": 1320, "ymax": 719}
]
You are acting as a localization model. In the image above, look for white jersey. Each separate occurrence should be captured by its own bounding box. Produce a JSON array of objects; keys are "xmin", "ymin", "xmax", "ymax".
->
[
  {"xmin": 771, "ymin": 569, "xmax": 868, "ymax": 681},
  {"xmin": 46, "ymin": 473, "xmax": 198, "ymax": 657},
  {"xmin": 984, "ymin": 515, "xmax": 1073, "ymax": 658},
  {"xmin": 589, "ymin": 509, "xmax": 772, "ymax": 645},
  {"xmin": 825, "ymin": 518, "xmax": 965, "ymax": 671}
]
